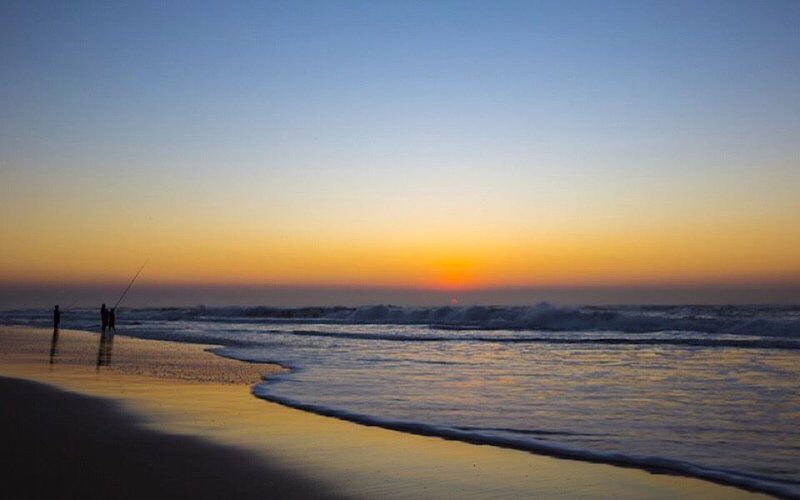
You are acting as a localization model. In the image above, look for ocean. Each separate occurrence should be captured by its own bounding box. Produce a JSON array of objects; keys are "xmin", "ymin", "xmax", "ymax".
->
[{"xmin": 2, "ymin": 303, "xmax": 798, "ymax": 497}]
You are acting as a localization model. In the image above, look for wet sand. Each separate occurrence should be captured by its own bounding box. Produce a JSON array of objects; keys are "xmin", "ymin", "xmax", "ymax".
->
[{"xmin": 0, "ymin": 326, "xmax": 770, "ymax": 499}]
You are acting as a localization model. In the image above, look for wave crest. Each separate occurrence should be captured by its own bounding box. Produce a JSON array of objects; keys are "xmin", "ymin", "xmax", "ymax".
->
[{"xmin": 142, "ymin": 303, "xmax": 800, "ymax": 337}]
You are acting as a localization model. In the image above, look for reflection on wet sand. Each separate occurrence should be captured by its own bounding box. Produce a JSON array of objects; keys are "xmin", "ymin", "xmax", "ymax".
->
[
  {"xmin": 48, "ymin": 328, "xmax": 59, "ymax": 365},
  {"xmin": 96, "ymin": 331, "xmax": 114, "ymax": 369},
  {"xmin": 48, "ymin": 326, "xmax": 116, "ymax": 369}
]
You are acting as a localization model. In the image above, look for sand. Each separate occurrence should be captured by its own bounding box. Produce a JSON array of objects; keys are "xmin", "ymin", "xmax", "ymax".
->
[
  {"xmin": 0, "ymin": 326, "xmax": 771, "ymax": 499},
  {"xmin": 0, "ymin": 377, "xmax": 340, "ymax": 499}
]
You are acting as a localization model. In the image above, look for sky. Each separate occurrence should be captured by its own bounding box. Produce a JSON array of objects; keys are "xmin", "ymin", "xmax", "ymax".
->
[{"xmin": 1, "ymin": 1, "xmax": 799, "ymax": 305}]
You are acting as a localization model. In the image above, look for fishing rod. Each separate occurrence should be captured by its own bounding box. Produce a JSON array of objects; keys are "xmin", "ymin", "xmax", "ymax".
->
[
  {"xmin": 114, "ymin": 258, "xmax": 150, "ymax": 309},
  {"xmin": 62, "ymin": 299, "xmax": 79, "ymax": 310}
]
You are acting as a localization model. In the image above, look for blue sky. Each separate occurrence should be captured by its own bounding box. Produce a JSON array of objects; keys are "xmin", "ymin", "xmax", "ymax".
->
[
  {"xmin": 1, "ymin": 1, "xmax": 799, "ymax": 304},
  {"xmin": 4, "ymin": 0, "xmax": 797, "ymax": 177}
]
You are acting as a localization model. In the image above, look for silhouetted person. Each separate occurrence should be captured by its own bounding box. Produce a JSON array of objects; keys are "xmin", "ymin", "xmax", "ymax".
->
[
  {"xmin": 50, "ymin": 304, "xmax": 61, "ymax": 365},
  {"xmin": 100, "ymin": 303, "xmax": 109, "ymax": 332},
  {"xmin": 108, "ymin": 308, "xmax": 116, "ymax": 332}
]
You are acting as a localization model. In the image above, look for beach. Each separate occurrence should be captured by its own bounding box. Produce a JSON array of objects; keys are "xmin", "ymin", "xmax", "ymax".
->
[
  {"xmin": 0, "ymin": 377, "xmax": 337, "ymax": 499},
  {"xmin": 0, "ymin": 325, "xmax": 770, "ymax": 499}
]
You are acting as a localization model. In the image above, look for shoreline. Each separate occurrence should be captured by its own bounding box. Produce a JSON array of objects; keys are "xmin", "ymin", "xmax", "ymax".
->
[
  {"xmin": 0, "ymin": 326, "xmax": 771, "ymax": 499},
  {"xmin": 252, "ymin": 389, "xmax": 794, "ymax": 499}
]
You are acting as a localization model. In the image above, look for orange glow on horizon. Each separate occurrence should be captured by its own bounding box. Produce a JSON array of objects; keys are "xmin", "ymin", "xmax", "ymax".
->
[
  {"xmin": 2, "ymin": 175, "xmax": 798, "ymax": 290},
  {"xmin": 2, "ymin": 222, "xmax": 799, "ymax": 290}
]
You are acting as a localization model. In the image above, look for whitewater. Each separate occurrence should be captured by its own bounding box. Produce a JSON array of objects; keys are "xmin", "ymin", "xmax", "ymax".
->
[{"xmin": 2, "ymin": 303, "xmax": 799, "ymax": 497}]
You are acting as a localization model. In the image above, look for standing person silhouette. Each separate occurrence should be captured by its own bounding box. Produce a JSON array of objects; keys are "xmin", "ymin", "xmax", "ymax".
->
[
  {"xmin": 100, "ymin": 303, "xmax": 109, "ymax": 332},
  {"xmin": 53, "ymin": 305, "xmax": 61, "ymax": 330},
  {"xmin": 108, "ymin": 308, "xmax": 116, "ymax": 332}
]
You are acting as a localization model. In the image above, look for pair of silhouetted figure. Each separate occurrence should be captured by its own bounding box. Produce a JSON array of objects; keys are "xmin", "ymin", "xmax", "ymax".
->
[
  {"xmin": 97, "ymin": 304, "xmax": 115, "ymax": 368},
  {"xmin": 100, "ymin": 303, "xmax": 116, "ymax": 332}
]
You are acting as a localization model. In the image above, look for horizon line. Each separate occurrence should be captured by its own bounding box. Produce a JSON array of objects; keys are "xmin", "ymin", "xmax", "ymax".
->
[{"xmin": 3, "ymin": 279, "xmax": 800, "ymax": 290}]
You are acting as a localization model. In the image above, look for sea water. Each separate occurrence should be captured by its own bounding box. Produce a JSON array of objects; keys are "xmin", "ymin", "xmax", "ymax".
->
[{"xmin": 2, "ymin": 304, "xmax": 799, "ymax": 497}]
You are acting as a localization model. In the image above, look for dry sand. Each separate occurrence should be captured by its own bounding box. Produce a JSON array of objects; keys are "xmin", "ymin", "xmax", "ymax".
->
[{"xmin": 0, "ymin": 326, "xmax": 771, "ymax": 499}]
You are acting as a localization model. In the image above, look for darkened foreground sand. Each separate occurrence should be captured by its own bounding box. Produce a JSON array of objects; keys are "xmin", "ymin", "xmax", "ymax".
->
[
  {"xmin": 0, "ymin": 326, "xmax": 771, "ymax": 499},
  {"xmin": 0, "ymin": 376, "xmax": 339, "ymax": 499}
]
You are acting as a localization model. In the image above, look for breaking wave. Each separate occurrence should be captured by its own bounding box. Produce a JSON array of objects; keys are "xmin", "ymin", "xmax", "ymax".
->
[
  {"xmin": 114, "ymin": 303, "xmax": 800, "ymax": 337},
  {"xmin": 281, "ymin": 329, "xmax": 800, "ymax": 349}
]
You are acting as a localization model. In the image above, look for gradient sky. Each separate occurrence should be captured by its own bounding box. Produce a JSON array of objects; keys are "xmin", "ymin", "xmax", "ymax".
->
[{"xmin": 1, "ymin": 1, "xmax": 799, "ymax": 303}]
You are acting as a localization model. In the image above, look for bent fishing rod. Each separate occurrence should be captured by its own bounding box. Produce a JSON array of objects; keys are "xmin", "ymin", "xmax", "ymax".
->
[{"xmin": 114, "ymin": 258, "xmax": 150, "ymax": 309}]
